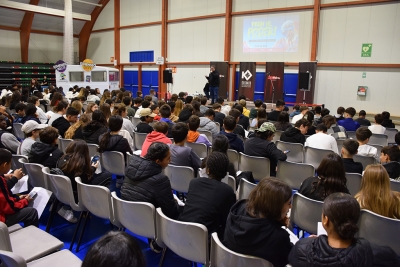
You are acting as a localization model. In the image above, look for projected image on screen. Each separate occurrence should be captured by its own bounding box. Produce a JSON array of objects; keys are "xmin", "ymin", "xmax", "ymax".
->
[{"xmin": 243, "ymin": 15, "xmax": 299, "ymax": 53}]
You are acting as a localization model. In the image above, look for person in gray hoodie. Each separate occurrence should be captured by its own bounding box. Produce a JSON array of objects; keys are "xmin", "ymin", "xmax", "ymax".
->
[{"xmin": 199, "ymin": 109, "xmax": 219, "ymax": 137}]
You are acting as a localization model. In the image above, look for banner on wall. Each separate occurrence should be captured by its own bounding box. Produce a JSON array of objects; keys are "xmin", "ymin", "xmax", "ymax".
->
[{"xmin": 238, "ymin": 62, "xmax": 256, "ymax": 100}]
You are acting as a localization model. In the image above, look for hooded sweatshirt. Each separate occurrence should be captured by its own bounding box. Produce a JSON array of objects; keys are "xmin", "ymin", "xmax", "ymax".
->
[
  {"xmin": 98, "ymin": 134, "xmax": 132, "ymax": 161},
  {"xmin": 280, "ymin": 127, "xmax": 305, "ymax": 145},
  {"xmin": 28, "ymin": 141, "xmax": 64, "ymax": 168},
  {"xmin": 383, "ymin": 161, "xmax": 400, "ymax": 180},
  {"xmin": 140, "ymin": 131, "xmax": 172, "ymax": 157},
  {"xmin": 51, "ymin": 116, "xmax": 71, "ymax": 138},
  {"xmin": 121, "ymin": 154, "xmax": 179, "ymax": 219},
  {"xmin": 82, "ymin": 121, "xmax": 108, "ymax": 145},
  {"xmin": 199, "ymin": 117, "xmax": 219, "ymax": 137},
  {"xmin": 223, "ymin": 200, "xmax": 292, "ymax": 267},
  {"xmin": 220, "ymin": 130, "xmax": 244, "ymax": 153}
]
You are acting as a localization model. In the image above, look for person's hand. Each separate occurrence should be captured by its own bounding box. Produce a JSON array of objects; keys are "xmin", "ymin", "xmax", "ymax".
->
[
  {"xmin": 280, "ymin": 216, "xmax": 290, "ymax": 228},
  {"xmin": 24, "ymin": 195, "xmax": 34, "ymax": 202},
  {"xmin": 19, "ymin": 194, "xmax": 27, "ymax": 199},
  {"xmin": 3, "ymin": 173, "xmax": 13, "ymax": 180},
  {"xmin": 91, "ymin": 161, "xmax": 99, "ymax": 169},
  {"xmin": 308, "ymin": 235, "xmax": 318, "ymax": 238},
  {"xmin": 13, "ymin": 168, "xmax": 24, "ymax": 179},
  {"xmin": 0, "ymin": 106, "xmax": 5, "ymax": 113}
]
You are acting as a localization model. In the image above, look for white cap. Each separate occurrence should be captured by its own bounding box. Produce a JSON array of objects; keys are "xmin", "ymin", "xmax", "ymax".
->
[{"xmin": 21, "ymin": 121, "xmax": 47, "ymax": 134}]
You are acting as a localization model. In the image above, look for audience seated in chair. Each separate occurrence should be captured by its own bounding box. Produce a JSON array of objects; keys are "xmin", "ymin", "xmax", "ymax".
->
[
  {"xmin": 134, "ymin": 100, "xmax": 150, "ymax": 118},
  {"xmin": 334, "ymin": 106, "xmax": 345, "ymax": 122},
  {"xmin": 223, "ymin": 177, "xmax": 293, "ymax": 267},
  {"xmin": 82, "ymin": 110, "xmax": 108, "ymax": 145},
  {"xmin": 167, "ymin": 101, "xmax": 179, "ymax": 123},
  {"xmin": 28, "ymin": 96, "xmax": 48, "ymax": 124},
  {"xmin": 187, "ymin": 115, "xmax": 211, "ymax": 147},
  {"xmin": 267, "ymin": 99, "xmax": 285, "ymax": 122},
  {"xmin": 280, "ymin": 118, "xmax": 310, "ymax": 145},
  {"xmin": 291, "ymin": 105, "xmax": 308, "ymax": 124},
  {"xmin": 20, "ymin": 103, "xmax": 41, "ymax": 124},
  {"xmin": 65, "ymin": 113, "xmax": 91, "ymax": 140},
  {"xmin": 305, "ymin": 124, "xmax": 338, "ymax": 153},
  {"xmin": 322, "ymin": 115, "xmax": 347, "ymax": 136},
  {"xmin": 274, "ymin": 111, "xmax": 292, "ymax": 131},
  {"xmin": 29, "ymin": 126, "xmax": 63, "ymax": 168},
  {"xmin": 381, "ymin": 111, "xmax": 395, "ymax": 129},
  {"xmin": 355, "ymin": 164, "xmax": 400, "ymax": 219},
  {"xmin": 289, "ymin": 104, "xmax": 300, "ymax": 118},
  {"xmin": 233, "ymin": 104, "xmax": 250, "ymax": 130},
  {"xmin": 112, "ymin": 104, "xmax": 135, "ymax": 136},
  {"xmin": 341, "ymin": 139, "xmax": 363, "ymax": 174},
  {"xmin": 199, "ymin": 97, "xmax": 208, "ymax": 114},
  {"xmin": 140, "ymin": 121, "xmax": 172, "ymax": 157},
  {"xmin": 249, "ymin": 99, "xmax": 263, "ymax": 119},
  {"xmin": 228, "ymin": 108, "xmax": 245, "ymax": 138},
  {"xmin": 250, "ymin": 107, "xmax": 267, "ymax": 129},
  {"xmin": 244, "ymin": 122, "xmax": 287, "ymax": 176},
  {"xmin": 380, "ymin": 146, "xmax": 400, "ymax": 180},
  {"xmin": 368, "ymin": 114, "xmax": 386, "ymax": 135},
  {"xmin": 159, "ymin": 104, "xmax": 174, "ymax": 138},
  {"xmin": 355, "ymin": 109, "xmax": 371, "ymax": 126},
  {"xmin": 288, "ymin": 192, "xmax": 399, "ymax": 267},
  {"xmin": 220, "ymin": 115, "xmax": 244, "ymax": 153},
  {"xmin": 0, "ymin": 148, "xmax": 38, "ymax": 227},
  {"xmin": 212, "ymin": 103, "xmax": 225, "ymax": 131},
  {"xmin": 53, "ymin": 106, "xmax": 79, "ymax": 138},
  {"xmin": 134, "ymin": 108, "xmax": 154, "ymax": 134},
  {"xmin": 123, "ymin": 96, "xmax": 135, "ymax": 118},
  {"xmin": 238, "ymin": 99, "xmax": 250, "ymax": 117},
  {"xmin": 12, "ymin": 103, "xmax": 26, "ymax": 124},
  {"xmin": 216, "ymin": 97, "xmax": 231, "ymax": 117},
  {"xmin": 299, "ymin": 153, "xmax": 350, "ymax": 201},
  {"xmin": 304, "ymin": 111, "xmax": 316, "ymax": 135},
  {"xmin": 356, "ymin": 127, "xmax": 380, "ymax": 162},
  {"xmin": 199, "ymin": 109, "xmax": 219, "ymax": 137},
  {"xmin": 18, "ymin": 120, "xmax": 46, "ymax": 157},
  {"xmin": 337, "ymin": 107, "xmax": 361, "ymax": 132}
]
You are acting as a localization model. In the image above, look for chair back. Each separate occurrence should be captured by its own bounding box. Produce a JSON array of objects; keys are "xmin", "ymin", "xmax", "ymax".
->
[
  {"xmin": 198, "ymin": 130, "xmax": 213, "ymax": 143},
  {"xmin": 276, "ymin": 141, "xmax": 304, "ymax": 163},
  {"xmin": 336, "ymin": 139, "xmax": 344, "ymax": 152},
  {"xmin": 237, "ymin": 178, "xmax": 256, "ymax": 200},
  {"xmin": 353, "ymin": 154, "xmax": 375, "ymax": 170},
  {"xmin": 12, "ymin": 123, "xmax": 25, "ymax": 140},
  {"xmin": 126, "ymin": 152, "xmax": 133, "ymax": 165},
  {"xmin": 276, "ymin": 161, "xmax": 314, "ymax": 190},
  {"xmin": 369, "ymin": 144, "xmax": 383, "ymax": 157},
  {"xmin": 210, "ymin": 233, "xmax": 273, "ymax": 267},
  {"xmin": 221, "ymin": 175, "xmax": 236, "ymax": 192},
  {"xmin": 24, "ymin": 163, "xmax": 47, "ymax": 189},
  {"xmin": 272, "ymin": 131, "xmax": 284, "ymax": 143},
  {"xmin": 227, "ymin": 149, "xmax": 239, "ymax": 170},
  {"xmin": 239, "ymin": 153, "xmax": 270, "ymax": 181},
  {"xmin": 111, "ymin": 192, "xmax": 156, "ymax": 239},
  {"xmin": 290, "ymin": 193, "xmax": 323, "ymax": 234},
  {"xmin": 156, "ymin": 208, "xmax": 209, "ymax": 266},
  {"xmin": 131, "ymin": 117, "xmax": 141, "ymax": 128},
  {"xmin": 0, "ymin": 250, "xmax": 27, "ymax": 267},
  {"xmin": 100, "ymin": 151, "xmax": 125, "ymax": 176},
  {"xmin": 347, "ymin": 131, "xmax": 356, "ymax": 140},
  {"xmin": 186, "ymin": 142, "xmax": 208, "ymax": 159},
  {"xmin": 58, "ymin": 138, "xmax": 73, "ymax": 153},
  {"xmin": 385, "ymin": 128, "xmax": 398, "ymax": 144},
  {"xmin": 304, "ymin": 147, "xmax": 333, "ymax": 169},
  {"xmin": 133, "ymin": 132, "xmax": 147, "ymax": 150},
  {"xmin": 12, "ymin": 155, "xmax": 27, "ymax": 172},
  {"xmin": 164, "ymin": 165, "xmax": 194, "ymax": 193},
  {"xmin": 75, "ymin": 177, "xmax": 114, "ymax": 222},
  {"xmin": 357, "ymin": 209, "xmax": 400, "ymax": 256},
  {"xmin": 390, "ymin": 180, "xmax": 400, "ymax": 192},
  {"xmin": 345, "ymin": 172, "xmax": 362, "ymax": 196},
  {"xmin": 369, "ymin": 134, "xmax": 388, "ymax": 146},
  {"xmin": 87, "ymin": 144, "xmax": 99, "ymax": 158},
  {"xmin": 0, "ymin": 222, "xmax": 12, "ymax": 251}
]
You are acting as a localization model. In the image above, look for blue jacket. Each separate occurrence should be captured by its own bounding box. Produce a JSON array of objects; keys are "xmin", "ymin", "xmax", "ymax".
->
[{"xmin": 337, "ymin": 118, "xmax": 360, "ymax": 131}]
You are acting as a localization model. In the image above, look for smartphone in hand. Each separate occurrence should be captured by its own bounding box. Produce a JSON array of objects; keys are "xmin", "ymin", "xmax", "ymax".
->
[{"xmin": 91, "ymin": 155, "xmax": 100, "ymax": 164}]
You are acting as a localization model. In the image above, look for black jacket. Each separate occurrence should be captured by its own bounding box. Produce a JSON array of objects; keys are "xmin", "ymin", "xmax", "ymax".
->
[
  {"xmin": 98, "ymin": 134, "xmax": 132, "ymax": 160},
  {"xmin": 51, "ymin": 117, "xmax": 71, "ymax": 138},
  {"xmin": 121, "ymin": 155, "xmax": 179, "ymax": 219},
  {"xmin": 223, "ymin": 200, "xmax": 292, "ymax": 267},
  {"xmin": 355, "ymin": 117, "xmax": 371, "ymax": 126},
  {"xmin": 21, "ymin": 116, "xmax": 41, "ymax": 124},
  {"xmin": 342, "ymin": 158, "xmax": 363, "ymax": 175},
  {"xmin": 267, "ymin": 110, "xmax": 281, "ymax": 122},
  {"xmin": 135, "ymin": 122, "xmax": 153, "ymax": 134},
  {"xmin": 82, "ymin": 122, "xmax": 108, "ymax": 145},
  {"xmin": 238, "ymin": 114, "xmax": 249, "ymax": 131},
  {"xmin": 298, "ymin": 176, "xmax": 350, "ymax": 202},
  {"xmin": 214, "ymin": 111, "xmax": 225, "ymax": 130},
  {"xmin": 381, "ymin": 119, "xmax": 395, "ymax": 128},
  {"xmin": 220, "ymin": 130, "xmax": 244, "ymax": 153},
  {"xmin": 288, "ymin": 235, "xmax": 399, "ymax": 267},
  {"xmin": 233, "ymin": 124, "xmax": 246, "ymax": 138},
  {"xmin": 280, "ymin": 127, "xmax": 306, "ymax": 145},
  {"xmin": 28, "ymin": 142, "xmax": 64, "ymax": 169},
  {"xmin": 244, "ymin": 137, "xmax": 287, "ymax": 176},
  {"xmin": 274, "ymin": 122, "xmax": 292, "ymax": 131},
  {"xmin": 207, "ymin": 70, "xmax": 220, "ymax": 87},
  {"xmin": 383, "ymin": 161, "xmax": 400, "ymax": 180}
]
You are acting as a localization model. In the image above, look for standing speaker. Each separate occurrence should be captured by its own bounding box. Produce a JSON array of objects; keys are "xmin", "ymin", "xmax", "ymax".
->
[
  {"xmin": 298, "ymin": 72, "xmax": 310, "ymax": 91},
  {"xmin": 163, "ymin": 70, "xmax": 172, "ymax": 83}
]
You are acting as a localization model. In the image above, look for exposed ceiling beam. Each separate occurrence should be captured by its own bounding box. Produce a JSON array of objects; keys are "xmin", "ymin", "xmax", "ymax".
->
[
  {"xmin": 20, "ymin": 0, "xmax": 40, "ymax": 63},
  {"xmin": 0, "ymin": 0, "xmax": 91, "ymax": 21}
]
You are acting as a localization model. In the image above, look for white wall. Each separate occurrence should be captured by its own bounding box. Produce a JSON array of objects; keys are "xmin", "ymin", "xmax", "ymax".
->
[
  {"xmin": 168, "ymin": 0, "xmax": 225, "ymax": 20},
  {"xmin": 87, "ymin": 31, "xmax": 114, "ymax": 63},
  {"xmin": 92, "ymin": 0, "xmax": 114, "ymax": 30},
  {"xmin": 120, "ymin": 0, "xmax": 161, "ymax": 26},
  {"xmin": 169, "ymin": 65, "xmax": 211, "ymax": 95},
  {"xmin": 28, "ymin": 34, "xmax": 63, "ymax": 63},
  {"xmin": 168, "ymin": 17, "xmax": 225, "ymax": 62},
  {"xmin": 321, "ymin": 0, "xmax": 360, "ymax": 4},
  {"xmin": 0, "ymin": 30, "xmax": 21, "ymax": 62},
  {"xmin": 233, "ymin": 0, "xmax": 313, "ymax": 12}
]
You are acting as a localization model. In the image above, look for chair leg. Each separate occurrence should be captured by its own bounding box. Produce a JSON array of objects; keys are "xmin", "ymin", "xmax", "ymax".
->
[
  {"xmin": 158, "ymin": 248, "xmax": 167, "ymax": 267},
  {"xmin": 69, "ymin": 211, "xmax": 84, "ymax": 251},
  {"xmin": 45, "ymin": 199, "xmax": 59, "ymax": 232},
  {"xmin": 76, "ymin": 211, "xmax": 90, "ymax": 252}
]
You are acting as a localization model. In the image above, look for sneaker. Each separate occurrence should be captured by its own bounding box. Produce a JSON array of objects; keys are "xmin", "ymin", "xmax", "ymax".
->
[
  {"xmin": 58, "ymin": 206, "xmax": 78, "ymax": 223},
  {"xmin": 149, "ymin": 239, "xmax": 163, "ymax": 254}
]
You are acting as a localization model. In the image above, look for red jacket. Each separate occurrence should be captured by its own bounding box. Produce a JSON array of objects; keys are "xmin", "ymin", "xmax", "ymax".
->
[
  {"xmin": 140, "ymin": 131, "xmax": 172, "ymax": 157},
  {"xmin": 0, "ymin": 176, "xmax": 28, "ymax": 223}
]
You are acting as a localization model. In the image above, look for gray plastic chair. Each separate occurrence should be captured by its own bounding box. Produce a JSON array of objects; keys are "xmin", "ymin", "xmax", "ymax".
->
[
  {"xmin": 0, "ymin": 249, "xmax": 82, "ymax": 267},
  {"xmin": 276, "ymin": 161, "xmax": 315, "ymax": 190},
  {"xmin": 210, "ymin": 232, "xmax": 273, "ymax": 267},
  {"xmin": 239, "ymin": 153, "xmax": 270, "ymax": 181},
  {"xmin": 111, "ymin": 192, "xmax": 156, "ymax": 239},
  {"xmin": 385, "ymin": 128, "xmax": 398, "ymax": 144},
  {"xmin": 23, "ymin": 162, "xmax": 47, "ymax": 189},
  {"xmin": 357, "ymin": 209, "xmax": 400, "ymax": 256},
  {"xmin": 58, "ymin": 138, "xmax": 73, "ymax": 153},
  {"xmin": 369, "ymin": 144, "xmax": 383, "ymax": 157},
  {"xmin": 186, "ymin": 142, "xmax": 208, "ymax": 159},
  {"xmin": 353, "ymin": 154, "xmax": 375, "ymax": 170},
  {"xmin": 369, "ymin": 134, "xmax": 388, "ymax": 146},
  {"xmin": 198, "ymin": 130, "xmax": 213, "ymax": 143},
  {"xmin": 87, "ymin": 143, "xmax": 99, "ymax": 158},
  {"xmin": 336, "ymin": 139, "xmax": 344, "ymax": 153},
  {"xmin": 164, "ymin": 165, "xmax": 194, "ymax": 193},
  {"xmin": 156, "ymin": 208, "xmax": 209, "ymax": 267},
  {"xmin": 0, "ymin": 222, "xmax": 64, "ymax": 262},
  {"xmin": 345, "ymin": 172, "xmax": 362, "ymax": 196},
  {"xmin": 272, "ymin": 130, "xmax": 284, "ymax": 143},
  {"xmin": 12, "ymin": 155, "xmax": 27, "ymax": 172},
  {"xmin": 13, "ymin": 123, "xmax": 25, "ymax": 140},
  {"xmin": 347, "ymin": 131, "xmax": 356, "ymax": 140},
  {"xmin": 276, "ymin": 141, "xmax": 304, "ymax": 163},
  {"xmin": 131, "ymin": 117, "xmax": 141, "ymax": 128},
  {"xmin": 100, "ymin": 151, "xmax": 125, "ymax": 176},
  {"xmin": 133, "ymin": 132, "xmax": 147, "ymax": 150},
  {"xmin": 221, "ymin": 175, "xmax": 236, "ymax": 192},
  {"xmin": 126, "ymin": 152, "xmax": 133, "ymax": 164},
  {"xmin": 290, "ymin": 193, "xmax": 323, "ymax": 234},
  {"xmin": 237, "ymin": 178, "xmax": 256, "ymax": 200},
  {"xmin": 304, "ymin": 146, "xmax": 333, "ymax": 169},
  {"xmin": 7, "ymin": 224, "xmax": 22, "ymax": 234},
  {"xmin": 390, "ymin": 180, "xmax": 400, "ymax": 192},
  {"xmin": 227, "ymin": 149, "xmax": 239, "ymax": 170}
]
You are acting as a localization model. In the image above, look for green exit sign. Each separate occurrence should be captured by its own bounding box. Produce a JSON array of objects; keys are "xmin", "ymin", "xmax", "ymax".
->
[{"xmin": 361, "ymin": 43, "xmax": 372, "ymax": 57}]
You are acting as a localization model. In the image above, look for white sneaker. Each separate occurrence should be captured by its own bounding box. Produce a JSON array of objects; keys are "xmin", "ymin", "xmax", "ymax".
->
[{"xmin": 58, "ymin": 206, "xmax": 78, "ymax": 223}]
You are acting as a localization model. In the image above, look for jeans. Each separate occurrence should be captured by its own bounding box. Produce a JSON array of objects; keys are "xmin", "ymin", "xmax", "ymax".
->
[{"xmin": 209, "ymin": 86, "xmax": 219, "ymax": 104}]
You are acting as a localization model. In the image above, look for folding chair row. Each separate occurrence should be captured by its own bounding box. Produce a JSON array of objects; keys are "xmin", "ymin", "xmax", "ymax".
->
[{"xmin": 58, "ymin": 138, "xmax": 99, "ymax": 157}]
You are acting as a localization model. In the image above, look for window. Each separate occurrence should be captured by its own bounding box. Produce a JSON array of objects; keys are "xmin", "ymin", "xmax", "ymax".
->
[
  {"xmin": 109, "ymin": 71, "xmax": 120, "ymax": 81},
  {"xmin": 92, "ymin": 71, "xmax": 107, "ymax": 82},
  {"xmin": 69, "ymin": 72, "xmax": 84, "ymax": 82}
]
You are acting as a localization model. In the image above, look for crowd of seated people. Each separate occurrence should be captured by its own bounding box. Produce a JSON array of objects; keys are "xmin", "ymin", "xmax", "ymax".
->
[{"xmin": 1, "ymin": 85, "xmax": 400, "ymax": 266}]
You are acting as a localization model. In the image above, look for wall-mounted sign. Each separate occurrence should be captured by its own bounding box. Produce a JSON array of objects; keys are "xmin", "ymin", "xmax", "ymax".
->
[
  {"xmin": 80, "ymin": 59, "xmax": 96, "ymax": 72},
  {"xmin": 357, "ymin": 86, "xmax": 367, "ymax": 96},
  {"xmin": 110, "ymin": 56, "xmax": 114, "ymax": 63},
  {"xmin": 53, "ymin": 60, "xmax": 68, "ymax": 72},
  {"xmin": 362, "ymin": 72, "xmax": 366, "ymax": 78},
  {"xmin": 156, "ymin": 57, "xmax": 164, "ymax": 65},
  {"xmin": 361, "ymin": 43, "xmax": 372, "ymax": 57}
]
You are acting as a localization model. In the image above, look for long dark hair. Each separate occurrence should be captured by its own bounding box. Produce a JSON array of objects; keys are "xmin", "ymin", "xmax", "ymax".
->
[
  {"xmin": 60, "ymin": 140, "xmax": 92, "ymax": 180},
  {"xmin": 312, "ymin": 152, "xmax": 347, "ymax": 200},
  {"xmin": 98, "ymin": 115, "xmax": 123, "ymax": 153},
  {"xmin": 92, "ymin": 110, "xmax": 108, "ymax": 127},
  {"xmin": 212, "ymin": 135, "xmax": 229, "ymax": 154}
]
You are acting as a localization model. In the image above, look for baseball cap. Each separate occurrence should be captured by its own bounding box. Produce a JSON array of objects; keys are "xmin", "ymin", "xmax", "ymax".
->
[
  {"xmin": 139, "ymin": 108, "xmax": 156, "ymax": 117},
  {"xmin": 255, "ymin": 122, "xmax": 276, "ymax": 133},
  {"xmin": 21, "ymin": 121, "xmax": 47, "ymax": 134}
]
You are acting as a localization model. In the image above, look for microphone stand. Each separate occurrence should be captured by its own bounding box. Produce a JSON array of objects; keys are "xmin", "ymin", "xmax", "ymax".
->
[{"xmin": 268, "ymin": 72, "xmax": 275, "ymax": 110}]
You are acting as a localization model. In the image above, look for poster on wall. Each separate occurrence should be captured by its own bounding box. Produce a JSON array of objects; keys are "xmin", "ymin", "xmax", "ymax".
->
[
  {"xmin": 238, "ymin": 62, "xmax": 256, "ymax": 100},
  {"xmin": 357, "ymin": 86, "xmax": 367, "ymax": 96},
  {"xmin": 243, "ymin": 15, "xmax": 299, "ymax": 53}
]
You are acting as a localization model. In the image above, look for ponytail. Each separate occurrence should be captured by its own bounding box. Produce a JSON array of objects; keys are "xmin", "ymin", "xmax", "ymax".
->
[{"xmin": 98, "ymin": 131, "xmax": 112, "ymax": 153}]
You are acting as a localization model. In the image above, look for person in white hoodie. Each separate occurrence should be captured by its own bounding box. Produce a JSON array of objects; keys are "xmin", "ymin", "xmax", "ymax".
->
[
  {"xmin": 28, "ymin": 96, "xmax": 49, "ymax": 124},
  {"xmin": 356, "ymin": 127, "xmax": 380, "ymax": 162}
]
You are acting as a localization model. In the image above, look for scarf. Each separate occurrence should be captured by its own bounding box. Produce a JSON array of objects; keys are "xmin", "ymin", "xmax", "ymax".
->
[{"xmin": 187, "ymin": 131, "xmax": 200, "ymax": 143}]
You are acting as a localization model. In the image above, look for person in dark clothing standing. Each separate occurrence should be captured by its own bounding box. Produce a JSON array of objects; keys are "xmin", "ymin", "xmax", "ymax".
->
[
  {"xmin": 179, "ymin": 152, "xmax": 236, "ymax": 237},
  {"xmin": 280, "ymin": 119, "xmax": 310, "ymax": 145},
  {"xmin": 220, "ymin": 115, "xmax": 244, "ymax": 153},
  {"xmin": 355, "ymin": 110, "xmax": 371, "ymax": 126},
  {"xmin": 267, "ymin": 99, "xmax": 285, "ymax": 122},
  {"xmin": 223, "ymin": 178, "xmax": 293, "ymax": 267},
  {"xmin": 341, "ymin": 139, "xmax": 363, "ymax": 174},
  {"xmin": 205, "ymin": 65, "xmax": 220, "ymax": 104},
  {"xmin": 288, "ymin": 192, "xmax": 399, "ymax": 267},
  {"xmin": 29, "ymin": 126, "xmax": 63, "ymax": 169},
  {"xmin": 244, "ymin": 122, "xmax": 287, "ymax": 176}
]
